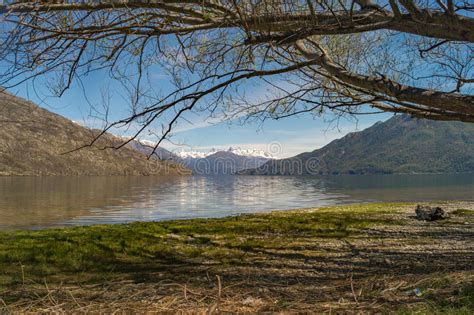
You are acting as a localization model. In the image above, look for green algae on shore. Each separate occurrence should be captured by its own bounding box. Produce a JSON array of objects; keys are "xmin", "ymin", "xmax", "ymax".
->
[{"xmin": 0, "ymin": 202, "xmax": 473, "ymax": 313}]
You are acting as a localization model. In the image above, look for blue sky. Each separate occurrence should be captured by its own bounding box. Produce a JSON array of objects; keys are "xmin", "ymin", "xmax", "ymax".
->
[{"xmin": 6, "ymin": 65, "xmax": 390, "ymax": 158}]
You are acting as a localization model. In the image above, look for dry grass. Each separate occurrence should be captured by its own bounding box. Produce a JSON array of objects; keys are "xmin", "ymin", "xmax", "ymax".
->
[{"xmin": 1, "ymin": 202, "xmax": 473, "ymax": 313}]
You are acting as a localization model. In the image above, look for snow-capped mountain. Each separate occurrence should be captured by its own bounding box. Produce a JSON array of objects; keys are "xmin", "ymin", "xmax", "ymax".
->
[
  {"xmin": 175, "ymin": 150, "xmax": 212, "ymax": 159},
  {"xmin": 172, "ymin": 147, "xmax": 273, "ymax": 175},
  {"xmin": 175, "ymin": 147, "xmax": 273, "ymax": 160},
  {"xmin": 126, "ymin": 140, "xmax": 274, "ymax": 175}
]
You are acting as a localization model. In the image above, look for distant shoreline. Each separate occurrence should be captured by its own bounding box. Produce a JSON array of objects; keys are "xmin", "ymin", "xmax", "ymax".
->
[{"xmin": 1, "ymin": 171, "xmax": 474, "ymax": 177}]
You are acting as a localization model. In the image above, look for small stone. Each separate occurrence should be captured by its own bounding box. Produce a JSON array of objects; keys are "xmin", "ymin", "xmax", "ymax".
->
[
  {"xmin": 242, "ymin": 297, "xmax": 263, "ymax": 306},
  {"xmin": 415, "ymin": 205, "xmax": 445, "ymax": 221},
  {"xmin": 413, "ymin": 288, "xmax": 422, "ymax": 297}
]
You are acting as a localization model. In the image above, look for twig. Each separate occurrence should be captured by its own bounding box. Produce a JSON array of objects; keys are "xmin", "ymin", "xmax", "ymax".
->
[
  {"xmin": 350, "ymin": 274, "xmax": 359, "ymax": 304},
  {"xmin": 19, "ymin": 261, "xmax": 25, "ymax": 286},
  {"xmin": 68, "ymin": 291, "xmax": 81, "ymax": 308},
  {"xmin": 216, "ymin": 275, "xmax": 222, "ymax": 300}
]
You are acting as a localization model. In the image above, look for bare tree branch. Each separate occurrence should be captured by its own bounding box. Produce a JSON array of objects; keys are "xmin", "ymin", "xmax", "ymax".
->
[{"xmin": 0, "ymin": 0, "xmax": 471, "ymax": 149}]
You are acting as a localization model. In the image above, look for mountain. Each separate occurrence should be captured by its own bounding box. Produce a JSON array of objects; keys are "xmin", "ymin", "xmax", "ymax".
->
[
  {"xmin": 127, "ymin": 143, "xmax": 272, "ymax": 175},
  {"xmin": 178, "ymin": 148, "xmax": 272, "ymax": 175},
  {"xmin": 239, "ymin": 115, "xmax": 474, "ymax": 175},
  {"xmin": 123, "ymin": 138, "xmax": 273, "ymax": 175},
  {"xmin": 0, "ymin": 91, "xmax": 190, "ymax": 176},
  {"xmin": 127, "ymin": 140, "xmax": 179, "ymax": 161},
  {"xmin": 175, "ymin": 147, "xmax": 273, "ymax": 160}
]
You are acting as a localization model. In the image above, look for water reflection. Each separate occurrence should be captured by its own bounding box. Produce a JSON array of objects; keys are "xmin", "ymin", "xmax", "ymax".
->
[{"xmin": 0, "ymin": 174, "xmax": 473, "ymax": 230}]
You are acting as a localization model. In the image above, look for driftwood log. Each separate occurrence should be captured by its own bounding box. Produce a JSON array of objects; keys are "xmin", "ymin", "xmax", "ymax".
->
[{"xmin": 415, "ymin": 205, "xmax": 445, "ymax": 221}]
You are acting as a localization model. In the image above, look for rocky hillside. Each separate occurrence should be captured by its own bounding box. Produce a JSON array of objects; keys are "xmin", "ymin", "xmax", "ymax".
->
[
  {"xmin": 239, "ymin": 115, "xmax": 474, "ymax": 175},
  {"xmin": 0, "ymin": 91, "xmax": 189, "ymax": 176}
]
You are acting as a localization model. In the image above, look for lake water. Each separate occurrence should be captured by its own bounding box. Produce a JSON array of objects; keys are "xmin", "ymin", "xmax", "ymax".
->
[{"xmin": 0, "ymin": 174, "xmax": 473, "ymax": 230}]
